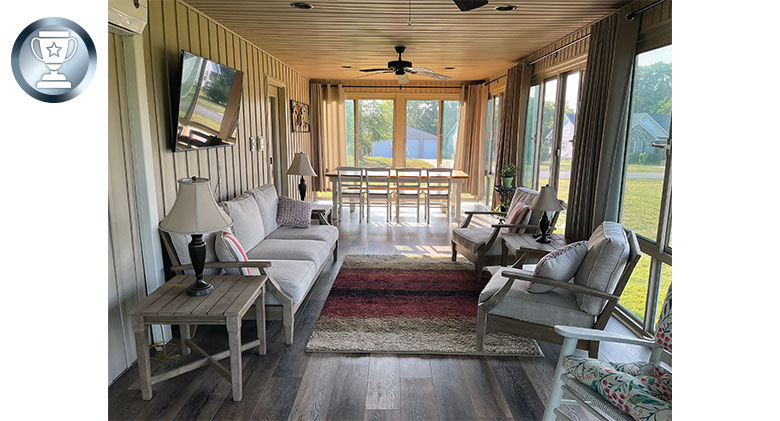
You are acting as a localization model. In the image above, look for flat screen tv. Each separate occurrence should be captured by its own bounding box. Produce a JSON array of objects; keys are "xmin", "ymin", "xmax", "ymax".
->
[{"xmin": 173, "ymin": 51, "xmax": 243, "ymax": 151}]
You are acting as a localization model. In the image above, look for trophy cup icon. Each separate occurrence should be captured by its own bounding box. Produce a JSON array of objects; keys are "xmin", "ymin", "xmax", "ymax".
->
[{"xmin": 30, "ymin": 31, "xmax": 78, "ymax": 89}]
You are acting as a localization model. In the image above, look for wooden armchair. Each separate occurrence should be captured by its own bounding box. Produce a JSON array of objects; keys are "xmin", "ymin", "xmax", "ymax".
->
[
  {"xmin": 451, "ymin": 187, "xmax": 564, "ymax": 281},
  {"xmin": 476, "ymin": 226, "xmax": 641, "ymax": 358}
]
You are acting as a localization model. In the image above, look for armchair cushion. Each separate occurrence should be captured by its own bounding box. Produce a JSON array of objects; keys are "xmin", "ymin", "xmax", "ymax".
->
[
  {"xmin": 480, "ymin": 270, "xmax": 595, "ymax": 328},
  {"xmin": 574, "ymin": 222, "xmax": 630, "ymax": 316},
  {"xmin": 219, "ymin": 195, "xmax": 266, "ymax": 251},
  {"xmin": 564, "ymin": 356, "xmax": 672, "ymax": 421},
  {"xmin": 276, "ymin": 196, "xmax": 312, "ymax": 228},
  {"xmin": 215, "ymin": 229, "xmax": 261, "ymax": 276},
  {"xmin": 452, "ymin": 227, "xmax": 501, "ymax": 256},
  {"xmin": 654, "ymin": 284, "xmax": 672, "ymax": 352},
  {"xmin": 246, "ymin": 185, "xmax": 280, "ymax": 235},
  {"xmin": 528, "ymin": 240, "xmax": 588, "ymax": 293}
]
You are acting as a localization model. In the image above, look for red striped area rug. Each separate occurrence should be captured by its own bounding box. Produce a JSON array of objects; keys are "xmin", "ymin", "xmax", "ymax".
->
[{"xmin": 305, "ymin": 255, "xmax": 543, "ymax": 357}]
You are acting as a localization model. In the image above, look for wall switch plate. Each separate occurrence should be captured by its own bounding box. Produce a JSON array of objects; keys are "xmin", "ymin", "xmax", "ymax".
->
[
  {"xmin": 258, "ymin": 136, "xmax": 265, "ymax": 150},
  {"xmin": 250, "ymin": 136, "xmax": 256, "ymax": 152}
]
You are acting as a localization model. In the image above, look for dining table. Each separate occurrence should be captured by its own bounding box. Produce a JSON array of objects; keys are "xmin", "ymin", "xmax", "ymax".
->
[{"xmin": 324, "ymin": 168, "xmax": 469, "ymax": 224}]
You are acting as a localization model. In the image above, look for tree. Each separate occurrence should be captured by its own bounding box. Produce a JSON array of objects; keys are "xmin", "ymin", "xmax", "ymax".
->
[
  {"xmin": 632, "ymin": 62, "xmax": 672, "ymax": 115},
  {"xmin": 357, "ymin": 100, "xmax": 393, "ymax": 165}
]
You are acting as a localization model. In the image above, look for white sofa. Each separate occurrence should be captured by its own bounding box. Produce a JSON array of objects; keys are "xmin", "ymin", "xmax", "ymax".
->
[{"xmin": 161, "ymin": 184, "xmax": 338, "ymax": 344}]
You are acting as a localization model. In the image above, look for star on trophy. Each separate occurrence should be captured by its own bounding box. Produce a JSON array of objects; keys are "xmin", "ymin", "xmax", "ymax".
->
[{"xmin": 31, "ymin": 30, "xmax": 78, "ymax": 89}]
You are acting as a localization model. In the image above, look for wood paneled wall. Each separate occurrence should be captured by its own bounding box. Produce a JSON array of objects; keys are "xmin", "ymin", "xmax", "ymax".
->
[
  {"xmin": 311, "ymin": 79, "xmax": 465, "ymax": 95},
  {"xmin": 144, "ymin": 0, "xmax": 311, "ymax": 216},
  {"xmin": 108, "ymin": 32, "xmax": 147, "ymax": 384}
]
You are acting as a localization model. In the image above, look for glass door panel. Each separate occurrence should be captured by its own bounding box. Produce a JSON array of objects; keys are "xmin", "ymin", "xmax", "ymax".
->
[
  {"xmin": 538, "ymin": 79, "xmax": 557, "ymax": 188},
  {"xmin": 345, "ymin": 99, "xmax": 356, "ymax": 165},
  {"xmin": 555, "ymin": 72, "xmax": 580, "ymax": 230},
  {"xmin": 441, "ymin": 100, "xmax": 460, "ymax": 168},
  {"xmin": 521, "ymin": 84, "xmax": 540, "ymax": 188},
  {"xmin": 357, "ymin": 99, "xmax": 394, "ymax": 167},
  {"xmin": 406, "ymin": 100, "xmax": 439, "ymax": 168}
]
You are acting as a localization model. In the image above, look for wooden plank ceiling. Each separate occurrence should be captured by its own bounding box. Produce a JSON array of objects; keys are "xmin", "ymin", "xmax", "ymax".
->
[{"xmin": 185, "ymin": 0, "xmax": 631, "ymax": 82}]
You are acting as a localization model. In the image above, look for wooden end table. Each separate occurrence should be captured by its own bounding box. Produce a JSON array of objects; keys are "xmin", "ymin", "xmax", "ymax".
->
[
  {"xmin": 128, "ymin": 274, "xmax": 267, "ymax": 401},
  {"xmin": 501, "ymin": 233, "xmax": 571, "ymax": 268},
  {"xmin": 311, "ymin": 203, "xmax": 333, "ymax": 224}
]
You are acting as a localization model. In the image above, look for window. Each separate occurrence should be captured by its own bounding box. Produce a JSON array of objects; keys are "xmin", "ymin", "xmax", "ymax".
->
[
  {"xmin": 538, "ymin": 78, "xmax": 557, "ymax": 189},
  {"xmin": 619, "ymin": 44, "xmax": 672, "ymax": 332},
  {"xmin": 484, "ymin": 94, "xmax": 502, "ymax": 206},
  {"xmin": 405, "ymin": 99, "xmax": 460, "ymax": 168},
  {"xmin": 521, "ymin": 84, "xmax": 540, "ymax": 188},
  {"xmin": 345, "ymin": 99, "xmax": 394, "ymax": 167}
]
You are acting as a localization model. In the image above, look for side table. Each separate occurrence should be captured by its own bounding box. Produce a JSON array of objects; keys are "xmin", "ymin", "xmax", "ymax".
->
[
  {"xmin": 128, "ymin": 274, "xmax": 267, "ymax": 401},
  {"xmin": 311, "ymin": 202, "xmax": 333, "ymax": 225},
  {"xmin": 501, "ymin": 233, "xmax": 571, "ymax": 268}
]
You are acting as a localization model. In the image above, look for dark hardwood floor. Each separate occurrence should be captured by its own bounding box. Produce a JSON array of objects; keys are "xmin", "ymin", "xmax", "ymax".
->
[{"xmin": 109, "ymin": 200, "xmax": 651, "ymax": 420}]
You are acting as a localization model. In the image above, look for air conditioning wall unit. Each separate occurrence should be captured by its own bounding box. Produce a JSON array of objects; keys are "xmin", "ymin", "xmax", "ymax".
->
[{"xmin": 109, "ymin": 0, "xmax": 148, "ymax": 36}]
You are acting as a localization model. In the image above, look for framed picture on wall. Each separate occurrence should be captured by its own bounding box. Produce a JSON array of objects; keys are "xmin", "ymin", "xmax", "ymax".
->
[{"xmin": 290, "ymin": 100, "xmax": 310, "ymax": 132}]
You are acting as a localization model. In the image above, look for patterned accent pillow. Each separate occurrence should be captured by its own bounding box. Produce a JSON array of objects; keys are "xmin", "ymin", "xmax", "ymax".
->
[
  {"xmin": 503, "ymin": 202, "xmax": 532, "ymax": 234},
  {"xmin": 612, "ymin": 362, "xmax": 672, "ymax": 403},
  {"xmin": 654, "ymin": 284, "xmax": 672, "ymax": 352},
  {"xmin": 276, "ymin": 196, "xmax": 312, "ymax": 228},
  {"xmin": 564, "ymin": 356, "xmax": 672, "ymax": 421},
  {"xmin": 214, "ymin": 229, "xmax": 261, "ymax": 276},
  {"xmin": 527, "ymin": 241, "xmax": 588, "ymax": 293}
]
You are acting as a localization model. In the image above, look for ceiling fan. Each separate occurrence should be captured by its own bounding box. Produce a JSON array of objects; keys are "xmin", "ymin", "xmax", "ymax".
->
[
  {"xmin": 453, "ymin": 0, "xmax": 489, "ymax": 12},
  {"xmin": 354, "ymin": 46, "xmax": 451, "ymax": 85}
]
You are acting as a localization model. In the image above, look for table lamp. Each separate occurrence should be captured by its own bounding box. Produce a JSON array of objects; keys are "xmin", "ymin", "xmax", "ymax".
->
[
  {"xmin": 531, "ymin": 184, "xmax": 564, "ymax": 244},
  {"xmin": 159, "ymin": 177, "xmax": 233, "ymax": 296},
  {"xmin": 286, "ymin": 152, "xmax": 317, "ymax": 201}
]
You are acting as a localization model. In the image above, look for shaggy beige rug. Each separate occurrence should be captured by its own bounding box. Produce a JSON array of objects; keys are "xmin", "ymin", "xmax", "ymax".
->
[{"xmin": 305, "ymin": 254, "xmax": 543, "ymax": 357}]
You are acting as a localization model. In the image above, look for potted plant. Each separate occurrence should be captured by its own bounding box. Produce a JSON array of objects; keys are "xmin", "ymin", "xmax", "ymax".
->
[{"xmin": 500, "ymin": 164, "xmax": 518, "ymax": 188}]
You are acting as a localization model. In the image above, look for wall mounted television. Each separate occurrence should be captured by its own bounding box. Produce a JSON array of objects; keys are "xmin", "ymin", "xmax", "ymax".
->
[{"xmin": 172, "ymin": 51, "xmax": 244, "ymax": 152}]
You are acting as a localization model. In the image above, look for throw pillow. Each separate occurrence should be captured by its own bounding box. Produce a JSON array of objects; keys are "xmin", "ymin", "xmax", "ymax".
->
[
  {"xmin": 503, "ymin": 202, "xmax": 532, "ymax": 234},
  {"xmin": 528, "ymin": 240, "xmax": 588, "ymax": 293},
  {"xmin": 214, "ymin": 229, "xmax": 261, "ymax": 276},
  {"xmin": 277, "ymin": 196, "xmax": 312, "ymax": 228}
]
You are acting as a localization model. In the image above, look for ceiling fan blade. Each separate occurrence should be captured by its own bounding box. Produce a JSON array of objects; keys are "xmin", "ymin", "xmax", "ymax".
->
[
  {"xmin": 397, "ymin": 73, "xmax": 410, "ymax": 85},
  {"xmin": 414, "ymin": 70, "xmax": 451, "ymax": 81},
  {"xmin": 359, "ymin": 68, "xmax": 391, "ymax": 72},
  {"xmin": 406, "ymin": 67, "xmax": 434, "ymax": 73},
  {"xmin": 352, "ymin": 70, "xmax": 393, "ymax": 80},
  {"xmin": 453, "ymin": 0, "xmax": 489, "ymax": 12}
]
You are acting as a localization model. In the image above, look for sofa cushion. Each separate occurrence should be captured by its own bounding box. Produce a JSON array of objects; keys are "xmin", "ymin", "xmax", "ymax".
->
[
  {"xmin": 265, "ymin": 224, "xmax": 339, "ymax": 248},
  {"xmin": 574, "ymin": 222, "xmax": 630, "ymax": 316},
  {"xmin": 247, "ymin": 239, "xmax": 330, "ymax": 267},
  {"xmin": 219, "ymin": 195, "xmax": 265, "ymax": 251},
  {"xmin": 214, "ymin": 229, "xmax": 261, "ymax": 276},
  {"xmin": 277, "ymin": 196, "xmax": 312, "ymax": 228},
  {"xmin": 168, "ymin": 231, "xmax": 220, "ymax": 275},
  {"xmin": 246, "ymin": 185, "xmax": 280, "ymax": 235},
  {"xmin": 480, "ymin": 269, "xmax": 595, "ymax": 328},
  {"xmin": 264, "ymin": 259, "xmax": 317, "ymax": 306},
  {"xmin": 528, "ymin": 240, "xmax": 589, "ymax": 293},
  {"xmin": 452, "ymin": 227, "xmax": 501, "ymax": 256}
]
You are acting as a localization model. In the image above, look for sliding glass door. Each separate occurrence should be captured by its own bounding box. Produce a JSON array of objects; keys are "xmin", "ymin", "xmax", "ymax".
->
[
  {"xmin": 405, "ymin": 99, "xmax": 460, "ymax": 168},
  {"xmin": 619, "ymin": 44, "xmax": 672, "ymax": 333},
  {"xmin": 521, "ymin": 84, "xmax": 540, "ymax": 188},
  {"xmin": 484, "ymin": 94, "xmax": 501, "ymax": 207}
]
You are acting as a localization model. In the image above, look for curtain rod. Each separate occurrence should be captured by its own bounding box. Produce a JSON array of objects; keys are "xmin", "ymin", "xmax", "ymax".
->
[
  {"xmin": 527, "ymin": 33, "xmax": 591, "ymax": 67},
  {"xmin": 626, "ymin": 0, "xmax": 668, "ymax": 21},
  {"xmin": 326, "ymin": 84, "xmax": 463, "ymax": 89}
]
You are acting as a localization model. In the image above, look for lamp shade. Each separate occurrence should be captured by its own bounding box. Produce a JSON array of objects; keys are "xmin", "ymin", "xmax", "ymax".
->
[
  {"xmin": 286, "ymin": 152, "xmax": 317, "ymax": 176},
  {"xmin": 159, "ymin": 177, "xmax": 233, "ymax": 234},
  {"xmin": 531, "ymin": 185, "xmax": 564, "ymax": 212}
]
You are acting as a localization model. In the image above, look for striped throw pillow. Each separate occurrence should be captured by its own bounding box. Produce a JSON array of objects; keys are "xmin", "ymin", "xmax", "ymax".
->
[
  {"xmin": 216, "ymin": 229, "xmax": 261, "ymax": 276},
  {"xmin": 504, "ymin": 202, "xmax": 532, "ymax": 234}
]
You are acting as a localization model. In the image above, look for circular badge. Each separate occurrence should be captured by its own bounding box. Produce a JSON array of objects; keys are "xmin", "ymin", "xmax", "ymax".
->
[{"xmin": 11, "ymin": 17, "xmax": 96, "ymax": 103}]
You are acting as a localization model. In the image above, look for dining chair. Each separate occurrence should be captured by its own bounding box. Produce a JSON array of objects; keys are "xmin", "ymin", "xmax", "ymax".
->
[
  {"xmin": 394, "ymin": 168, "xmax": 423, "ymax": 223},
  {"xmin": 425, "ymin": 168, "xmax": 453, "ymax": 224},
  {"xmin": 364, "ymin": 167, "xmax": 392, "ymax": 223},
  {"xmin": 336, "ymin": 166, "xmax": 364, "ymax": 223}
]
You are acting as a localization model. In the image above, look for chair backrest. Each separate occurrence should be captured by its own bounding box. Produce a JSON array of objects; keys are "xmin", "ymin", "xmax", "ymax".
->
[
  {"xmin": 592, "ymin": 228, "xmax": 642, "ymax": 329},
  {"xmin": 426, "ymin": 168, "xmax": 452, "ymax": 197},
  {"xmin": 654, "ymin": 283, "xmax": 672, "ymax": 352},
  {"xmin": 337, "ymin": 166, "xmax": 363, "ymax": 192},
  {"xmin": 396, "ymin": 167, "xmax": 422, "ymax": 195},
  {"xmin": 364, "ymin": 167, "xmax": 391, "ymax": 194}
]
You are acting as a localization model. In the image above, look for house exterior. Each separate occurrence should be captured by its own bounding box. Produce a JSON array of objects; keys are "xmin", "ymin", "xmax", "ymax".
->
[{"xmin": 627, "ymin": 113, "xmax": 670, "ymax": 165}]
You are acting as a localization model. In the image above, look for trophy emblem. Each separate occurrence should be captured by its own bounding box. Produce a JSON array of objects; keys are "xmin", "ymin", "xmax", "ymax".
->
[{"xmin": 30, "ymin": 30, "xmax": 78, "ymax": 89}]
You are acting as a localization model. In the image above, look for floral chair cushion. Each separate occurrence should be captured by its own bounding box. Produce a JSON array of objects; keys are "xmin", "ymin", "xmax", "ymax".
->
[
  {"xmin": 564, "ymin": 356, "xmax": 671, "ymax": 421},
  {"xmin": 655, "ymin": 284, "xmax": 672, "ymax": 352}
]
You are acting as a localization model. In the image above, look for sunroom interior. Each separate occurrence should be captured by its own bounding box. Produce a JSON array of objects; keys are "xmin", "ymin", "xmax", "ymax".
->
[{"xmin": 108, "ymin": 1, "xmax": 673, "ymax": 419}]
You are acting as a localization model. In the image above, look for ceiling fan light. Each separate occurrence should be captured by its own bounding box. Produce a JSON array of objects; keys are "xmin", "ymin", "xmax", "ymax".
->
[
  {"xmin": 290, "ymin": 2, "xmax": 313, "ymax": 10},
  {"xmin": 495, "ymin": 5, "xmax": 517, "ymax": 12}
]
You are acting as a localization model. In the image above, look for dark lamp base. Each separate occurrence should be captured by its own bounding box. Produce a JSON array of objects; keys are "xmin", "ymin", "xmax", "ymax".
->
[
  {"xmin": 186, "ymin": 279, "xmax": 215, "ymax": 296},
  {"xmin": 536, "ymin": 235, "xmax": 551, "ymax": 244}
]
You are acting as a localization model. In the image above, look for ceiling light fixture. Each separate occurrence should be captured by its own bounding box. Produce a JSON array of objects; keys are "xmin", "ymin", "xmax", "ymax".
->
[
  {"xmin": 444, "ymin": 66, "xmax": 456, "ymax": 70},
  {"xmin": 495, "ymin": 5, "xmax": 517, "ymax": 11},
  {"xmin": 290, "ymin": 2, "xmax": 313, "ymax": 10}
]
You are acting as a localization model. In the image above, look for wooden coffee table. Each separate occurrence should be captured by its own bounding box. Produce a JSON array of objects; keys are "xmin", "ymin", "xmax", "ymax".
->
[
  {"xmin": 501, "ymin": 233, "xmax": 571, "ymax": 268},
  {"xmin": 128, "ymin": 274, "xmax": 267, "ymax": 401}
]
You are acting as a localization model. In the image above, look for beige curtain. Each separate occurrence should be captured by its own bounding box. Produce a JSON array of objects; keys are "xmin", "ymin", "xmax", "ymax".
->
[
  {"xmin": 454, "ymin": 83, "xmax": 488, "ymax": 198},
  {"xmin": 492, "ymin": 64, "xmax": 525, "ymax": 207},
  {"xmin": 566, "ymin": 11, "xmax": 639, "ymax": 240},
  {"xmin": 309, "ymin": 83, "xmax": 346, "ymax": 191}
]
